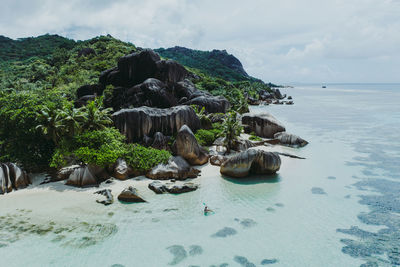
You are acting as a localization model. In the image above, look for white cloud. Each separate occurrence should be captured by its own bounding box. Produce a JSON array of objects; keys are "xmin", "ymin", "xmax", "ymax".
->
[{"xmin": 1, "ymin": 0, "xmax": 400, "ymax": 83}]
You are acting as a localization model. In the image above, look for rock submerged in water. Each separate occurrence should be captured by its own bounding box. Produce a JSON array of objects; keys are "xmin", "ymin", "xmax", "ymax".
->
[
  {"xmin": 148, "ymin": 181, "xmax": 198, "ymax": 194},
  {"xmin": 0, "ymin": 163, "xmax": 30, "ymax": 194},
  {"xmin": 95, "ymin": 189, "xmax": 114, "ymax": 206},
  {"xmin": 117, "ymin": 186, "xmax": 146, "ymax": 203},
  {"xmin": 220, "ymin": 149, "xmax": 281, "ymax": 178},
  {"xmin": 273, "ymin": 132, "xmax": 308, "ymax": 147},
  {"xmin": 174, "ymin": 125, "xmax": 209, "ymax": 165},
  {"xmin": 112, "ymin": 105, "xmax": 200, "ymax": 143},
  {"xmin": 146, "ymin": 156, "xmax": 200, "ymax": 180},
  {"xmin": 242, "ymin": 112, "xmax": 286, "ymax": 138}
]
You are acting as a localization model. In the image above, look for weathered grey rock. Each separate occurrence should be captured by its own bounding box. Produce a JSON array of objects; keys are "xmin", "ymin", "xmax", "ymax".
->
[
  {"xmin": 99, "ymin": 49, "xmax": 188, "ymax": 88},
  {"xmin": 151, "ymin": 132, "xmax": 169, "ymax": 150},
  {"xmin": 0, "ymin": 163, "xmax": 30, "ymax": 194},
  {"xmin": 112, "ymin": 158, "xmax": 134, "ymax": 180},
  {"xmin": 259, "ymin": 90, "xmax": 275, "ymax": 100},
  {"xmin": 272, "ymin": 88, "xmax": 284, "ymax": 99},
  {"xmin": 109, "ymin": 78, "xmax": 178, "ymax": 111},
  {"xmin": 112, "ymin": 106, "xmax": 201, "ymax": 143},
  {"xmin": 146, "ymin": 156, "xmax": 200, "ymax": 180},
  {"xmin": 76, "ymin": 84, "xmax": 104, "ymax": 98},
  {"xmin": 274, "ymin": 132, "xmax": 308, "ymax": 147},
  {"xmin": 117, "ymin": 186, "xmax": 146, "ymax": 202},
  {"xmin": 242, "ymin": 113, "xmax": 286, "ymax": 138},
  {"xmin": 233, "ymin": 138, "xmax": 256, "ymax": 152},
  {"xmin": 173, "ymin": 79, "xmax": 198, "ymax": 99},
  {"xmin": 57, "ymin": 165, "xmax": 81, "ymax": 181},
  {"xmin": 95, "ymin": 189, "xmax": 114, "ymax": 206},
  {"xmin": 174, "ymin": 125, "xmax": 209, "ymax": 165},
  {"xmin": 148, "ymin": 181, "xmax": 198, "ymax": 194},
  {"xmin": 210, "ymin": 155, "xmax": 228, "ymax": 166},
  {"xmin": 220, "ymin": 149, "xmax": 281, "ymax": 178},
  {"xmin": 0, "ymin": 163, "xmax": 12, "ymax": 194},
  {"xmin": 183, "ymin": 95, "xmax": 230, "ymax": 114},
  {"xmin": 65, "ymin": 165, "xmax": 109, "ymax": 187},
  {"xmin": 75, "ymin": 95, "xmax": 96, "ymax": 108},
  {"xmin": 142, "ymin": 135, "xmax": 154, "ymax": 147}
]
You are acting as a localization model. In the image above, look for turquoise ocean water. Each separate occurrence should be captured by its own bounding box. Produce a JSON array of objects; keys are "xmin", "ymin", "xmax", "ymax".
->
[{"xmin": 0, "ymin": 83, "xmax": 399, "ymax": 266}]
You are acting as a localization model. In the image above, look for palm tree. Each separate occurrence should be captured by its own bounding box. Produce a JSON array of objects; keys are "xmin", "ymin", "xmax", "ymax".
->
[
  {"xmin": 36, "ymin": 105, "xmax": 65, "ymax": 145},
  {"xmin": 80, "ymin": 96, "xmax": 113, "ymax": 131},
  {"xmin": 59, "ymin": 104, "xmax": 85, "ymax": 137},
  {"xmin": 221, "ymin": 111, "xmax": 243, "ymax": 154}
]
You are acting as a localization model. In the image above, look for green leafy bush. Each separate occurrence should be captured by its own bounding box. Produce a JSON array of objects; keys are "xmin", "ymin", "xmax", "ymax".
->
[
  {"xmin": 249, "ymin": 135, "xmax": 262, "ymax": 141},
  {"xmin": 195, "ymin": 129, "xmax": 216, "ymax": 146},
  {"xmin": 124, "ymin": 144, "xmax": 171, "ymax": 172}
]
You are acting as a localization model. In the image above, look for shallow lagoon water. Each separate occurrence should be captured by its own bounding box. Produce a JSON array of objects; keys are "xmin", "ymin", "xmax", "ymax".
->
[{"xmin": 1, "ymin": 84, "xmax": 399, "ymax": 266}]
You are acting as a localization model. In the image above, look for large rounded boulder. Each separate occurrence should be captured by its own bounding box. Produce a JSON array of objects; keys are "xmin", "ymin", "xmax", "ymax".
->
[
  {"xmin": 65, "ymin": 165, "xmax": 109, "ymax": 187},
  {"xmin": 108, "ymin": 78, "xmax": 178, "ymax": 110},
  {"xmin": 112, "ymin": 105, "xmax": 201, "ymax": 143},
  {"xmin": 174, "ymin": 125, "xmax": 209, "ymax": 165},
  {"xmin": 220, "ymin": 149, "xmax": 281, "ymax": 178},
  {"xmin": 242, "ymin": 112, "xmax": 286, "ymax": 138},
  {"xmin": 274, "ymin": 132, "xmax": 308, "ymax": 147},
  {"xmin": 100, "ymin": 49, "xmax": 188, "ymax": 88},
  {"xmin": 0, "ymin": 163, "xmax": 30, "ymax": 194},
  {"xmin": 146, "ymin": 156, "xmax": 200, "ymax": 180}
]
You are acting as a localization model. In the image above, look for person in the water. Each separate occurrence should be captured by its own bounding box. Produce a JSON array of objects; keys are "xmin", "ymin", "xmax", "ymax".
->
[{"xmin": 204, "ymin": 206, "xmax": 213, "ymax": 213}]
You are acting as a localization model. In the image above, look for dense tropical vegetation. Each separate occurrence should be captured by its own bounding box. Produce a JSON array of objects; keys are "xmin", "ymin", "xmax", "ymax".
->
[{"xmin": 0, "ymin": 34, "xmax": 273, "ymax": 171}]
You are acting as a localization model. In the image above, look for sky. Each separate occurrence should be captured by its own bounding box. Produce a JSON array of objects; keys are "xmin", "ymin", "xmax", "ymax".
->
[{"xmin": 1, "ymin": 0, "xmax": 400, "ymax": 84}]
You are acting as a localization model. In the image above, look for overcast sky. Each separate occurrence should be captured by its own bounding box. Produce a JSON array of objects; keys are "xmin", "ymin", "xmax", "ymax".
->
[{"xmin": 1, "ymin": 0, "xmax": 400, "ymax": 83}]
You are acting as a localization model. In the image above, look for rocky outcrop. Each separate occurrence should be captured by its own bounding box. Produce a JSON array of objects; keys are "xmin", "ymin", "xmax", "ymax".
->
[
  {"xmin": 100, "ymin": 49, "xmax": 189, "ymax": 88},
  {"xmin": 75, "ymin": 95, "xmax": 96, "ymax": 108},
  {"xmin": 210, "ymin": 155, "xmax": 228, "ymax": 166},
  {"xmin": 0, "ymin": 163, "xmax": 30, "ymax": 194},
  {"xmin": 183, "ymin": 95, "xmax": 230, "ymax": 114},
  {"xmin": 108, "ymin": 78, "xmax": 178, "ymax": 110},
  {"xmin": 148, "ymin": 181, "xmax": 198, "ymax": 194},
  {"xmin": 232, "ymin": 137, "xmax": 256, "ymax": 152},
  {"xmin": 99, "ymin": 49, "xmax": 230, "ymax": 113},
  {"xmin": 146, "ymin": 156, "xmax": 200, "ymax": 180},
  {"xmin": 57, "ymin": 165, "xmax": 80, "ymax": 181},
  {"xmin": 117, "ymin": 186, "xmax": 146, "ymax": 203},
  {"xmin": 76, "ymin": 84, "xmax": 104, "ymax": 98},
  {"xmin": 274, "ymin": 132, "xmax": 308, "ymax": 147},
  {"xmin": 151, "ymin": 132, "xmax": 169, "ymax": 150},
  {"xmin": 112, "ymin": 105, "xmax": 201, "ymax": 143},
  {"xmin": 112, "ymin": 158, "xmax": 134, "ymax": 180},
  {"xmin": 65, "ymin": 165, "xmax": 109, "ymax": 187},
  {"xmin": 174, "ymin": 125, "xmax": 209, "ymax": 165},
  {"xmin": 220, "ymin": 149, "xmax": 281, "ymax": 178},
  {"xmin": 95, "ymin": 189, "xmax": 114, "ymax": 206},
  {"xmin": 242, "ymin": 112, "xmax": 286, "ymax": 138}
]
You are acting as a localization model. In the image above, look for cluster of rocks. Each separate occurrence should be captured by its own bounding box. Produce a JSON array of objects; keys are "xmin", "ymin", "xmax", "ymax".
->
[
  {"xmin": 241, "ymin": 112, "xmax": 308, "ymax": 148},
  {"xmin": 57, "ymin": 123, "xmax": 207, "ymax": 188},
  {"xmin": 246, "ymin": 88, "xmax": 294, "ymax": 106},
  {"xmin": 76, "ymin": 49, "xmax": 230, "ymax": 114},
  {"xmin": 0, "ymin": 163, "xmax": 30, "ymax": 194}
]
